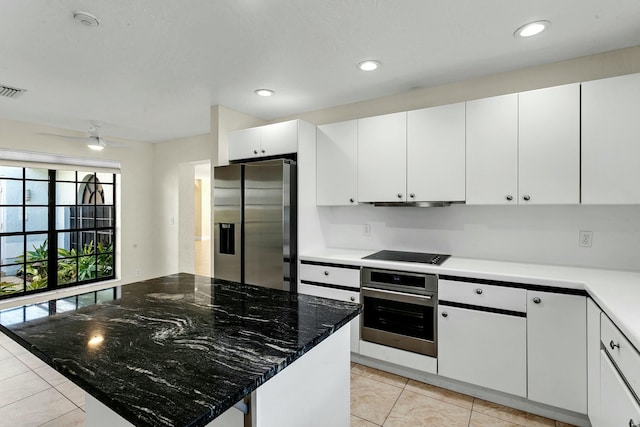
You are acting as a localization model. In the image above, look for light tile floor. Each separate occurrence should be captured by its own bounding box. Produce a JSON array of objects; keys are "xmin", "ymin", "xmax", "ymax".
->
[
  {"xmin": 0, "ymin": 330, "xmax": 576, "ymax": 427},
  {"xmin": 350, "ymin": 362, "xmax": 576, "ymax": 427}
]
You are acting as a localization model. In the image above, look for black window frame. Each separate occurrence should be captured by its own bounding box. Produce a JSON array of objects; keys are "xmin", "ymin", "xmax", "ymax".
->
[{"xmin": 0, "ymin": 167, "xmax": 117, "ymax": 300}]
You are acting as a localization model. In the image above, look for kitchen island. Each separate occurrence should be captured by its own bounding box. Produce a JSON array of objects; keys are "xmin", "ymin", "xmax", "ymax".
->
[{"xmin": 0, "ymin": 273, "xmax": 361, "ymax": 427}]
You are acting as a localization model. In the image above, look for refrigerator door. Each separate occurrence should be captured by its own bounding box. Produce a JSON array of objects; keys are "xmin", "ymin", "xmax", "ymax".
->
[
  {"xmin": 213, "ymin": 164, "xmax": 242, "ymax": 282},
  {"xmin": 244, "ymin": 160, "xmax": 294, "ymax": 290}
]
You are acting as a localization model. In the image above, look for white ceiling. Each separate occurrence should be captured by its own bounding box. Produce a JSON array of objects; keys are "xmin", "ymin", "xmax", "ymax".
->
[{"xmin": 1, "ymin": 0, "xmax": 639, "ymax": 142}]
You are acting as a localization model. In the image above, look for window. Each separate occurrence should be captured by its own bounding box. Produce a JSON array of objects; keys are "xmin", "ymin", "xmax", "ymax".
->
[{"xmin": 0, "ymin": 166, "xmax": 117, "ymax": 299}]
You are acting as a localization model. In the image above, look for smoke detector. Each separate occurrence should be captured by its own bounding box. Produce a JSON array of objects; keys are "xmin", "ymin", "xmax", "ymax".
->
[{"xmin": 73, "ymin": 11, "xmax": 100, "ymax": 27}]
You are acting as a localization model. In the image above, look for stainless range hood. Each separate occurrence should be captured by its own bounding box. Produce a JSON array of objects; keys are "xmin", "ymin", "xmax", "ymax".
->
[{"xmin": 368, "ymin": 201, "xmax": 463, "ymax": 208}]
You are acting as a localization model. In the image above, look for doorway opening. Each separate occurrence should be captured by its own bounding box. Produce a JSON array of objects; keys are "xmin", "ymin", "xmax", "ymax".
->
[{"xmin": 194, "ymin": 163, "xmax": 211, "ymax": 276}]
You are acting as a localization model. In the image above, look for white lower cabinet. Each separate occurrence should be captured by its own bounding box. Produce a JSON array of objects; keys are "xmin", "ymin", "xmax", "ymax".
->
[
  {"xmin": 437, "ymin": 305, "xmax": 527, "ymax": 397},
  {"xmin": 587, "ymin": 298, "xmax": 604, "ymax": 427},
  {"xmin": 298, "ymin": 262, "xmax": 360, "ymax": 354},
  {"xmin": 600, "ymin": 350, "xmax": 640, "ymax": 427},
  {"xmin": 527, "ymin": 292, "xmax": 587, "ymax": 413}
]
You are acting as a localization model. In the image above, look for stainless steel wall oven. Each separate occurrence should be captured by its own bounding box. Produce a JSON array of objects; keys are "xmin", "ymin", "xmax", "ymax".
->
[{"xmin": 361, "ymin": 268, "xmax": 438, "ymax": 357}]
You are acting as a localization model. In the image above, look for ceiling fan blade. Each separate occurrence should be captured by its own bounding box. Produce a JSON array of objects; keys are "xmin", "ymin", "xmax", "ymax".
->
[{"xmin": 38, "ymin": 132, "xmax": 92, "ymax": 143}]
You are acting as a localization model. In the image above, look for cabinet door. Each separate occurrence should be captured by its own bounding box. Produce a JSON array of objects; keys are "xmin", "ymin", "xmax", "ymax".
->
[
  {"xmin": 357, "ymin": 112, "xmax": 407, "ymax": 203},
  {"xmin": 518, "ymin": 84, "xmax": 580, "ymax": 204},
  {"xmin": 600, "ymin": 351, "xmax": 640, "ymax": 427},
  {"xmin": 438, "ymin": 305, "xmax": 527, "ymax": 397},
  {"xmin": 228, "ymin": 127, "xmax": 261, "ymax": 161},
  {"xmin": 261, "ymin": 120, "xmax": 299, "ymax": 157},
  {"xmin": 316, "ymin": 120, "xmax": 358, "ymax": 206},
  {"xmin": 527, "ymin": 292, "xmax": 587, "ymax": 413},
  {"xmin": 407, "ymin": 103, "xmax": 465, "ymax": 202},
  {"xmin": 582, "ymin": 73, "xmax": 640, "ymax": 204},
  {"xmin": 465, "ymin": 94, "xmax": 518, "ymax": 205}
]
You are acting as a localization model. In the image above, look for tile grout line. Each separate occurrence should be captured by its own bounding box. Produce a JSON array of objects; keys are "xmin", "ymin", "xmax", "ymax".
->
[{"xmin": 36, "ymin": 406, "xmax": 80, "ymax": 427}]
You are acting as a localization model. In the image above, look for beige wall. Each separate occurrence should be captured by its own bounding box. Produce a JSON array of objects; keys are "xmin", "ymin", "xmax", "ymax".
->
[
  {"xmin": 277, "ymin": 45, "xmax": 640, "ymax": 125},
  {"xmin": 152, "ymin": 133, "xmax": 213, "ymax": 276},
  {"xmin": 0, "ymin": 118, "xmax": 155, "ymax": 284},
  {"xmin": 153, "ymin": 105, "xmax": 264, "ymax": 277}
]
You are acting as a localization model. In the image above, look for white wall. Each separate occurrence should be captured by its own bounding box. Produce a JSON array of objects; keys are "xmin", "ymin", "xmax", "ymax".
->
[
  {"xmin": 0, "ymin": 118, "xmax": 155, "ymax": 283},
  {"xmin": 322, "ymin": 204, "xmax": 640, "ymax": 272}
]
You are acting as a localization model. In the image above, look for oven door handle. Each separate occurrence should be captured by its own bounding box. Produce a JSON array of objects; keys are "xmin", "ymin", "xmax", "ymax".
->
[{"xmin": 362, "ymin": 287, "xmax": 436, "ymax": 306}]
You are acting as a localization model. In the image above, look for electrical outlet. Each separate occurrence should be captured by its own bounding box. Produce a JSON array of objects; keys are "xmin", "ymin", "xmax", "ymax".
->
[
  {"xmin": 363, "ymin": 223, "xmax": 371, "ymax": 237},
  {"xmin": 579, "ymin": 230, "xmax": 593, "ymax": 248},
  {"xmin": 135, "ymin": 268, "xmax": 141, "ymax": 277},
  {"xmin": 169, "ymin": 216, "xmax": 175, "ymax": 225}
]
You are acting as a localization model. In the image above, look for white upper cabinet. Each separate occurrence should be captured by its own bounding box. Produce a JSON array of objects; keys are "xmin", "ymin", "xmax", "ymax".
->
[
  {"xmin": 357, "ymin": 112, "xmax": 407, "ymax": 203},
  {"xmin": 466, "ymin": 84, "xmax": 579, "ymax": 205},
  {"xmin": 228, "ymin": 126, "xmax": 261, "ymax": 161},
  {"xmin": 260, "ymin": 120, "xmax": 299, "ymax": 158},
  {"xmin": 466, "ymin": 94, "xmax": 518, "ymax": 205},
  {"xmin": 582, "ymin": 73, "xmax": 640, "ymax": 204},
  {"xmin": 407, "ymin": 103, "xmax": 466, "ymax": 202},
  {"xmin": 518, "ymin": 83, "xmax": 580, "ymax": 204},
  {"xmin": 228, "ymin": 120, "xmax": 299, "ymax": 161},
  {"xmin": 316, "ymin": 120, "xmax": 358, "ymax": 206}
]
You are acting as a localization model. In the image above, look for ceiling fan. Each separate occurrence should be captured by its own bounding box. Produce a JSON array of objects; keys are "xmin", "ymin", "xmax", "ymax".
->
[{"xmin": 39, "ymin": 121, "xmax": 125, "ymax": 151}]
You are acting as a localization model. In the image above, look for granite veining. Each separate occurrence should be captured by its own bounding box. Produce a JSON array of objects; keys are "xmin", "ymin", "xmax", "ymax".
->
[{"xmin": 0, "ymin": 273, "xmax": 361, "ymax": 427}]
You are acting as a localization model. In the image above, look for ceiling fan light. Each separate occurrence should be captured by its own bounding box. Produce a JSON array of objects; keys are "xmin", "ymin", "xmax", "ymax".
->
[{"xmin": 88, "ymin": 143, "xmax": 104, "ymax": 151}]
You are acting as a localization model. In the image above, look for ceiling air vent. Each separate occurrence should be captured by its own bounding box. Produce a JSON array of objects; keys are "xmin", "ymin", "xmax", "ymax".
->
[{"xmin": 0, "ymin": 84, "xmax": 27, "ymax": 99}]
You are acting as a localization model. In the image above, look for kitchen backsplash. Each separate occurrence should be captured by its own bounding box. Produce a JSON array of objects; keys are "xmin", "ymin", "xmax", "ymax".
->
[{"xmin": 319, "ymin": 204, "xmax": 640, "ymax": 272}]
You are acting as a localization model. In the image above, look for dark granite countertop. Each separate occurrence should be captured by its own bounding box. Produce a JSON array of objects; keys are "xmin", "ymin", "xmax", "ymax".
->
[{"xmin": 0, "ymin": 273, "xmax": 361, "ymax": 427}]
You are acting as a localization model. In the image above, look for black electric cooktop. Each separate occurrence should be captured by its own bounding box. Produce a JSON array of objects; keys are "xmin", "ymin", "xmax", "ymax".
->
[{"xmin": 362, "ymin": 250, "xmax": 450, "ymax": 265}]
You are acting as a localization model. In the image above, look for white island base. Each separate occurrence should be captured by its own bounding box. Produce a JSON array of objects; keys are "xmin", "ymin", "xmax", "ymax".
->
[{"xmin": 85, "ymin": 325, "xmax": 350, "ymax": 427}]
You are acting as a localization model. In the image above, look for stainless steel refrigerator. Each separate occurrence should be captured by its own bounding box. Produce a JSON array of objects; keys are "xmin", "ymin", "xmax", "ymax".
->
[{"xmin": 213, "ymin": 159, "xmax": 296, "ymax": 291}]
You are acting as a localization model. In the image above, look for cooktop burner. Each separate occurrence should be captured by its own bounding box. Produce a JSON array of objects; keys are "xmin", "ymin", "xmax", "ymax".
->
[{"xmin": 362, "ymin": 250, "xmax": 450, "ymax": 265}]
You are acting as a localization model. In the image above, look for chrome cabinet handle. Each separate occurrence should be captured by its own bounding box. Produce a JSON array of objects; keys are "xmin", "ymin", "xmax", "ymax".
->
[
  {"xmin": 475, "ymin": 288, "xmax": 483, "ymax": 295},
  {"xmin": 506, "ymin": 195, "xmax": 513, "ymax": 201},
  {"xmin": 610, "ymin": 340, "xmax": 620, "ymax": 350},
  {"xmin": 349, "ymin": 198, "xmax": 354, "ymax": 203},
  {"xmin": 397, "ymin": 193, "xmax": 403, "ymax": 199},
  {"xmin": 350, "ymin": 296, "xmax": 355, "ymax": 302},
  {"xmin": 409, "ymin": 193, "xmax": 415, "ymax": 198},
  {"xmin": 261, "ymin": 149, "xmax": 265, "ymax": 154},
  {"xmin": 532, "ymin": 297, "xmax": 541, "ymax": 304},
  {"xmin": 253, "ymin": 149, "xmax": 258, "ymax": 155},
  {"xmin": 441, "ymin": 311, "xmax": 448, "ymax": 318},
  {"xmin": 324, "ymin": 271, "xmax": 329, "ymax": 276},
  {"xmin": 523, "ymin": 195, "xmax": 531, "ymax": 201}
]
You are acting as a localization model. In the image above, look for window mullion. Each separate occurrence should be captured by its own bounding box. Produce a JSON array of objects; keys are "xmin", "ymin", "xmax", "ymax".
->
[{"xmin": 48, "ymin": 170, "xmax": 57, "ymax": 288}]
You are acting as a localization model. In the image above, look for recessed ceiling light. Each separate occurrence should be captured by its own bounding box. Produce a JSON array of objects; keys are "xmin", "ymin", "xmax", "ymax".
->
[
  {"xmin": 73, "ymin": 11, "xmax": 100, "ymax": 27},
  {"xmin": 254, "ymin": 89, "xmax": 275, "ymax": 97},
  {"xmin": 357, "ymin": 60, "xmax": 381, "ymax": 71},
  {"xmin": 514, "ymin": 20, "xmax": 550, "ymax": 38}
]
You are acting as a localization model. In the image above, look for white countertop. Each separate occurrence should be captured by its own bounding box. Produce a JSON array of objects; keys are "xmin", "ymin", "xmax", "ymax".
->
[{"xmin": 300, "ymin": 248, "xmax": 640, "ymax": 353}]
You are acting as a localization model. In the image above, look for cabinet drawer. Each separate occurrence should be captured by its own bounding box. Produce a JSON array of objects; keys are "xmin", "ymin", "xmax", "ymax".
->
[
  {"xmin": 298, "ymin": 283, "xmax": 359, "ymax": 304},
  {"xmin": 600, "ymin": 350, "xmax": 640, "ymax": 426},
  {"xmin": 299, "ymin": 264, "xmax": 360, "ymax": 290},
  {"xmin": 438, "ymin": 279, "xmax": 526, "ymax": 312},
  {"xmin": 601, "ymin": 313, "xmax": 640, "ymax": 398}
]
